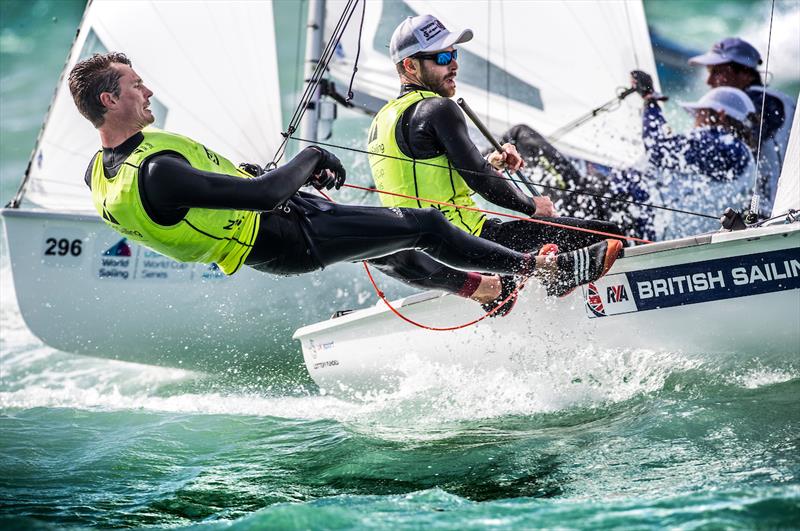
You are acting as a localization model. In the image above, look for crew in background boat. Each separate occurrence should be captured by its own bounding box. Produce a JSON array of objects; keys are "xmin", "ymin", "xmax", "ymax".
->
[
  {"xmin": 688, "ymin": 37, "xmax": 797, "ymax": 216},
  {"xmin": 622, "ymin": 73, "xmax": 756, "ymax": 240},
  {"xmin": 494, "ymin": 74, "xmax": 756, "ymax": 241},
  {"xmin": 367, "ymin": 14, "xmax": 624, "ymax": 314},
  {"xmin": 68, "ymin": 52, "xmax": 622, "ymax": 310}
]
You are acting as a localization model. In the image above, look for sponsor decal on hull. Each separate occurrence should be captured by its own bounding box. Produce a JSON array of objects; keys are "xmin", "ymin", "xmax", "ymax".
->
[
  {"xmin": 584, "ymin": 249, "xmax": 800, "ymax": 318},
  {"xmin": 94, "ymin": 238, "xmax": 228, "ymax": 282}
]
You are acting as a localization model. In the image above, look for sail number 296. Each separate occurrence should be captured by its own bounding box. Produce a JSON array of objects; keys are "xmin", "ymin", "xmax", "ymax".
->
[{"xmin": 44, "ymin": 237, "xmax": 82, "ymax": 257}]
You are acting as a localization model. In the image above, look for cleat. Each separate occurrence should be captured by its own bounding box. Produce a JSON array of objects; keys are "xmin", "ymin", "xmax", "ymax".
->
[
  {"xmin": 481, "ymin": 275, "xmax": 519, "ymax": 318},
  {"xmin": 542, "ymin": 239, "xmax": 623, "ymax": 298}
]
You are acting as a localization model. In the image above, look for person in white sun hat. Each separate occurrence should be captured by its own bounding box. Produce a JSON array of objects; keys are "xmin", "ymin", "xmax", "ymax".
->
[
  {"xmin": 689, "ymin": 37, "xmax": 797, "ymax": 216},
  {"xmin": 678, "ymin": 86, "xmax": 758, "ymax": 135},
  {"xmin": 623, "ymin": 72, "xmax": 757, "ymax": 239}
]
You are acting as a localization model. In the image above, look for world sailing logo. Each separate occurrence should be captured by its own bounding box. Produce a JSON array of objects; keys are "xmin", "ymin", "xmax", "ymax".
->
[
  {"xmin": 98, "ymin": 238, "xmax": 133, "ymax": 280},
  {"xmin": 104, "ymin": 238, "xmax": 132, "ymax": 257}
]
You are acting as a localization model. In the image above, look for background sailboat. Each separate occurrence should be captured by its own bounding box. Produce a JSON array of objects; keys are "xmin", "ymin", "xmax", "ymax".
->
[{"xmin": 0, "ymin": 0, "xmax": 412, "ymax": 375}]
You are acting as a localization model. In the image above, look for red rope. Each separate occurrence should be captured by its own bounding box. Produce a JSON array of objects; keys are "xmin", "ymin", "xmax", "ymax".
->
[
  {"xmin": 316, "ymin": 188, "xmax": 528, "ymax": 330},
  {"xmin": 362, "ymin": 262, "xmax": 529, "ymax": 331},
  {"xmin": 342, "ymin": 183, "xmax": 651, "ymax": 245},
  {"xmin": 317, "ymin": 181, "xmax": 645, "ymax": 331}
]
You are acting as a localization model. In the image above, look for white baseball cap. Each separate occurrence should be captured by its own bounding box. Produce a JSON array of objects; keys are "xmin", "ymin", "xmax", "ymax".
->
[
  {"xmin": 679, "ymin": 86, "xmax": 756, "ymax": 124},
  {"xmin": 389, "ymin": 14, "xmax": 473, "ymax": 64}
]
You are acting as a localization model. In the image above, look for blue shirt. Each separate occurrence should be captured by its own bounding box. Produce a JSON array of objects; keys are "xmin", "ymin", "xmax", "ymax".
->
[
  {"xmin": 642, "ymin": 101, "xmax": 752, "ymax": 181},
  {"xmin": 610, "ymin": 102, "xmax": 754, "ymax": 241}
]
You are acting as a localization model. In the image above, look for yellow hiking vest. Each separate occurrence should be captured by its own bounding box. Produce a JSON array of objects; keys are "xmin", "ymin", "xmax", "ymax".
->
[
  {"xmin": 367, "ymin": 90, "xmax": 486, "ymax": 235},
  {"xmin": 90, "ymin": 129, "xmax": 260, "ymax": 275}
]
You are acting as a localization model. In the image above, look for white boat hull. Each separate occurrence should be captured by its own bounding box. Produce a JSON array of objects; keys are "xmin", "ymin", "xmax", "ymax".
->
[
  {"xmin": 294, "ymin": 224, "xmax": 800, "ymax": 393},
  {"xmin": 1, "ymin": 208, "xmax": 412, "ymax": 374}
]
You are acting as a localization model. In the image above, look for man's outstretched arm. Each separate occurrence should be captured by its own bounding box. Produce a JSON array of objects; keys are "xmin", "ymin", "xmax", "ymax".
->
[{"xmin": 142, "ymin": 146, "xmax": 344, "ymax": 213}]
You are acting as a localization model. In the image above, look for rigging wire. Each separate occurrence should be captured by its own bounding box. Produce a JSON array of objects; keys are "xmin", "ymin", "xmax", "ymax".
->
[
  {"xmin": 312, "ymin": 187, "xmax": 527, "ymax": 330},
  {"xmin": 547, "ymin": 86, "xmax": 635, "ymax": 142},
  {"xmin": 750, "ymin": 0, "xmax": 776, "ymax": 217},
  {"xmin": 293, "ymin": 0, "xmax": 306, "ymax": 98},
  {"xmin": 344, "ymin": 0, "xmax": 366, "ymax": 102},
  {"xmin": 341, "ymin": 182, "xmax": 651, "ymax": 243},
  {"xmin": 271, "ymin": 0, "xmax": 350, "ymax": 163},
  {"xmin": 289, "ymin": 135, "xmax": 720, "ymax": 221},
  {"xmin": 271, "ymin": 0, "xmax": 360, "ymax": 167},
  {"xmin": 361, "ymin": 261, "xmax": 526, "ymax": 331}
]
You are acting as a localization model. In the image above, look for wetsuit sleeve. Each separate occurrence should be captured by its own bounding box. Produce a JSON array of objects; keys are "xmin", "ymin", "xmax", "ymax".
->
[
  {"xmin": 642, "ymin": 101, "xmax": 750, "ymax": 181},
  {"xmin": 141, "ymin": 146, "xmax": 324, "ymax": 211},
  {"xmin": 422, "ymin": 98, "xmax": 538, "ymax": 216}
]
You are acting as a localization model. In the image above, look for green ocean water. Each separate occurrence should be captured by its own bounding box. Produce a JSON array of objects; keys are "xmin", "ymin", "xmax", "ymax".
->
[{"xmin": 2, "ymin": 1, "xmax": 800, "ymax": 529}]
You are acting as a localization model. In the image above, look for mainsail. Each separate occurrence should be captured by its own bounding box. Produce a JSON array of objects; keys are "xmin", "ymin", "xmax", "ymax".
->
[
  {"xmin": 325, "ymin": 0, "xmax": 659, "ymax": 168},
  {"xmin": 18, "ymin": 0, "xmax": 283, "ymax": 212}
]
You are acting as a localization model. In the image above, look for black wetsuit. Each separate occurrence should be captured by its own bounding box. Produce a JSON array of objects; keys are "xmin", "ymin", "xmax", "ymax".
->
[
  {"xmin": 85, "ymin": 133, "xmax": 534, "ymax": 282},
  {"xmin": 368, "ymin": 86, "xmax": 622, "ymax": 293}
]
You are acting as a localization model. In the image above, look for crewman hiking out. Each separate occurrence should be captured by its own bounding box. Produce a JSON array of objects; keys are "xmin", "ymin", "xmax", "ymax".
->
[{"xmin": 367, "ymin": 14, "xmax": 624, "ymax": 314}]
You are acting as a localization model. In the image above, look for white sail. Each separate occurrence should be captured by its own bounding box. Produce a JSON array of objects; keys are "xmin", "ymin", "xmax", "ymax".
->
[
  {"xmin": 771, "ymin": 95, "xmax": 800, "ymax": 217},
  {"xmin": 326, "ymin": 0, "xmax": 659, "ymax": 167},
  {"xmin": 21, "ymin": 0, "xmax": 283, "ymax": 212}
]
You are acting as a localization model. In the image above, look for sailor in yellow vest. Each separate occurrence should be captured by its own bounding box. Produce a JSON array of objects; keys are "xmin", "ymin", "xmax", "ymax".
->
[
  {"xmin": 368, "ymin": 15, "xmax": 624, "ymax": 313},
  {"xmin": 68, "ymin": 52, "xmax": 621, "ymax": 309}
]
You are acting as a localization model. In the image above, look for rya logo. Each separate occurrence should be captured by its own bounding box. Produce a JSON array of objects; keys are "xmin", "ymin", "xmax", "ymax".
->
[{"xmin": 607, "ymin": 284, "xmax": 629, "ymax": 303}]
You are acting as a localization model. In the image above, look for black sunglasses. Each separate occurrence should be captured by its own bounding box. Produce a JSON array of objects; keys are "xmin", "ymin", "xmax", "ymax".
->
[{"xmin": 413, "ymin": 49, "xmax": 458, "ymax": 66}]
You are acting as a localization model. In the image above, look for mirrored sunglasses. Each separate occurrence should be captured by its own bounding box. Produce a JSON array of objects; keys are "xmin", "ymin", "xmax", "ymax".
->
[{"xmin": 414, "ymin": 49, "xmax": 458, "ymax": 66}]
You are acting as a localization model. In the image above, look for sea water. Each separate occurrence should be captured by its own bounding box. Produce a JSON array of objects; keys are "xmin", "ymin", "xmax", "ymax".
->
[{"xmin": 2, "ymin": 1, "xmax": 799, "ymax": 529}]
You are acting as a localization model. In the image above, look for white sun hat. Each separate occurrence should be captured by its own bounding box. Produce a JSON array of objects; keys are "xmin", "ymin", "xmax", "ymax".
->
[{"xmin": 679, "ymin": 86, "xmax": 756, "ymax": 124}]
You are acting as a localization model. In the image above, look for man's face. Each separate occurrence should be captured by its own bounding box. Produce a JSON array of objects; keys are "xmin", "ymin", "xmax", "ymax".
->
[
  {"xmin": 706, "ymin": 63, "xmax": 750, "ymax": 90},
  {"xmin": 108, "ymin": 63, "xmax": 155, "ymax": 128},
  {"xmin": 416, "ymin": 46, "xmax": 459, "ymax": 97}
]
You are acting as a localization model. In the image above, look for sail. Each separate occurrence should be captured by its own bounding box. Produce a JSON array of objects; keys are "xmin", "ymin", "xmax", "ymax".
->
[
  {"xmin": 20, "ymin": 0, "xmax": 283, "ymax": 212},
  {"xmin": 771, "ymin": 95, "xmax": 800, "ymax": 217},
  {"xmin": 326, "ymin": 0, "xmax": 659, "ymax": 167}
]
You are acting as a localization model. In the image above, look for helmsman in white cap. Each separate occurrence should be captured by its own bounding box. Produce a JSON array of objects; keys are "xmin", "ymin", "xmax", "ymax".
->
[
  {"xmin": 689, "ymin": 37, "xmax": 797, "ymax": 216},
  {"xmin": 365, "ymin": 14, "xmax": 625, "ymax": 315}
]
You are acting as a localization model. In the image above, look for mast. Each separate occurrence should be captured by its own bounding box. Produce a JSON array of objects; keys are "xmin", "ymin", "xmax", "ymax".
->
[{"xmin": 300, "ymin": 0, "xmax": 326, "ymax": 143}]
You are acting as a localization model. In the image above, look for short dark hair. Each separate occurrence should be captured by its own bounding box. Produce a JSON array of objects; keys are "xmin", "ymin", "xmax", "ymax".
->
[{"xmin": 68, "ymin": 52, "xmax": 132, "ymax": 127}]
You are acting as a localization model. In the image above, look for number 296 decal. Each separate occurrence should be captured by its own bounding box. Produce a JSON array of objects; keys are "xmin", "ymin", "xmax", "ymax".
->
[{"xmin": 43, "ymin": 237, "xmax": 82, "ymax": 257}]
